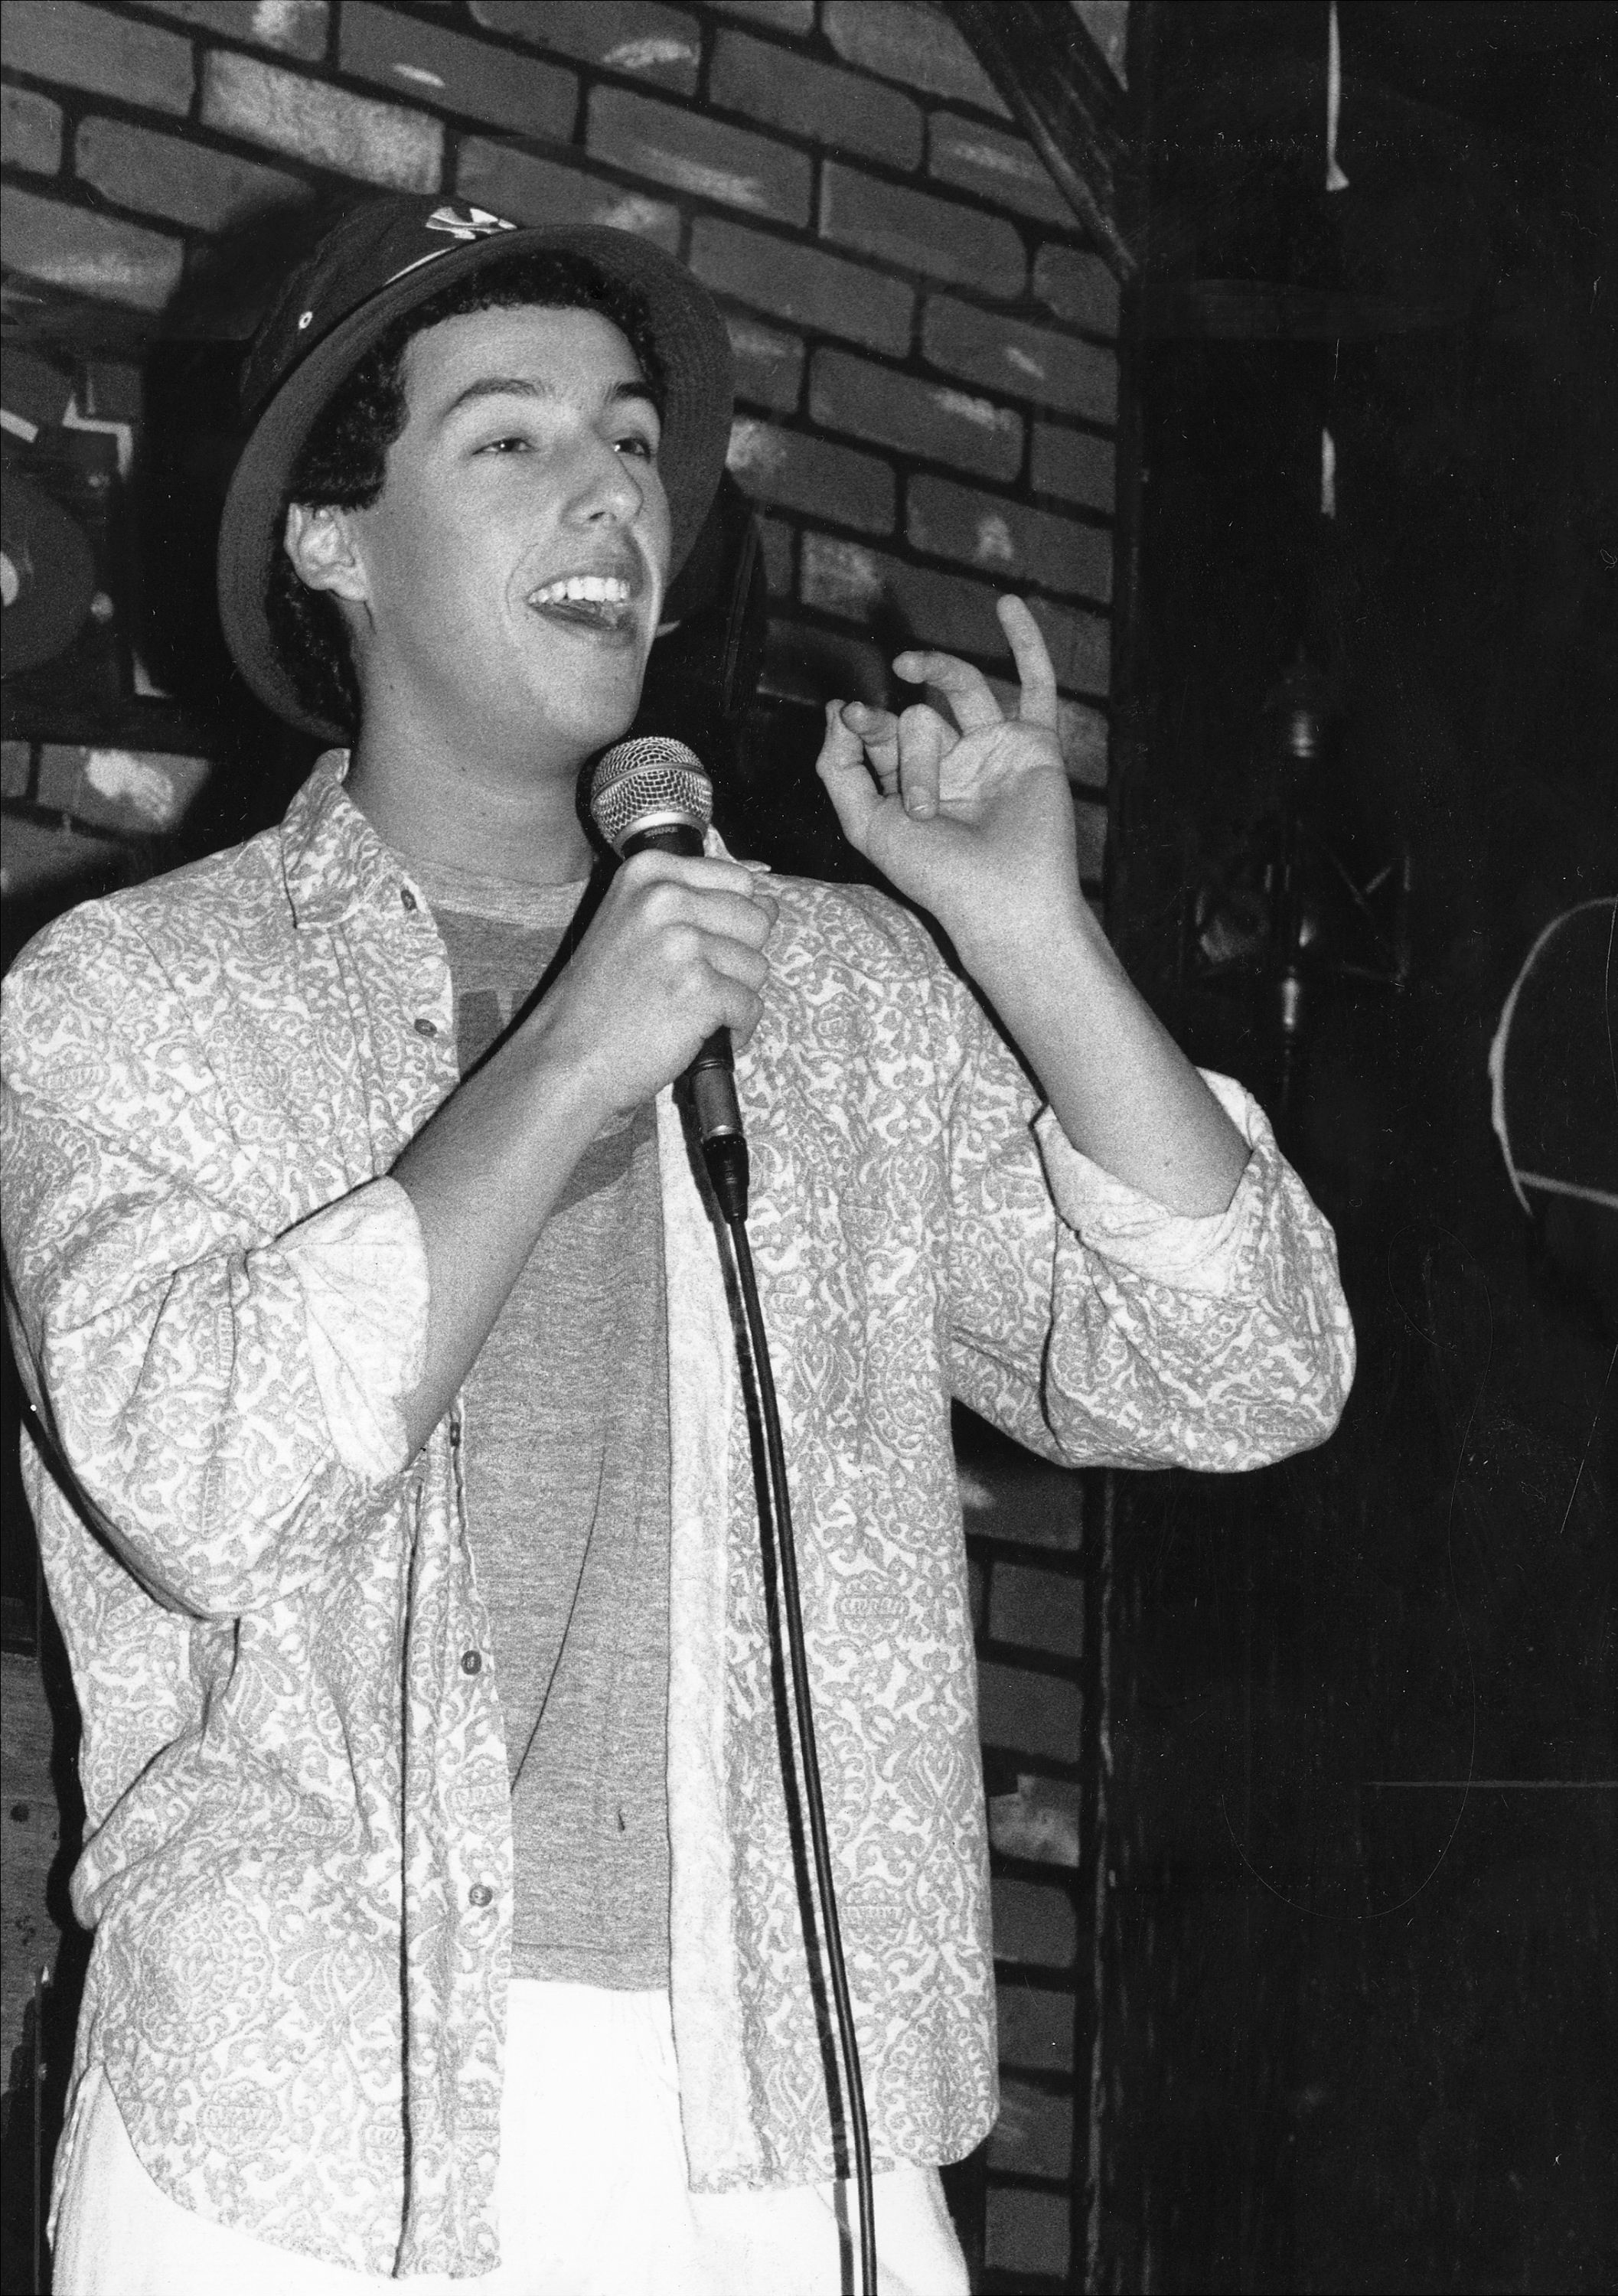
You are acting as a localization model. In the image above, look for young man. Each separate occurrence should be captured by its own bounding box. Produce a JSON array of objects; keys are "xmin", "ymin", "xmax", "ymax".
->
[{"xmin": 1, "ymin": 197, "xmax": 1354, "ymax": 2292}]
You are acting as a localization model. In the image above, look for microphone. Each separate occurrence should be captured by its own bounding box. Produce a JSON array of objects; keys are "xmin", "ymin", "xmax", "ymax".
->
[{"xmin": 589, "ymin": 735, "xmax": 750, "ymax": 1223}]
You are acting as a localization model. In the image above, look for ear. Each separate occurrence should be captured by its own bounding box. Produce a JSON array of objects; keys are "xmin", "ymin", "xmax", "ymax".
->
[{"xmin": 282, "ymin": 501, "xmax": 370, "ymax": 605}]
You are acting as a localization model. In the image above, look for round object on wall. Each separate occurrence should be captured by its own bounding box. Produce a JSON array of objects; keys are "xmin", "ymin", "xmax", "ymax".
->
[{"xmin": 0, "ymin": 471, "xmax": 97, "ymax": 679}]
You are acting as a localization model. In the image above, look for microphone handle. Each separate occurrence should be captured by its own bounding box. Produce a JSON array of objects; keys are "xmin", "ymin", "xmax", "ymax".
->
[{"xmin": 620, "ymin": 821, "xmax": 747, "ymax": 1159}]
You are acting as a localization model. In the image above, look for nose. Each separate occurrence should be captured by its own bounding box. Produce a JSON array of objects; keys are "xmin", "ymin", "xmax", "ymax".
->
[{"xmin": 562, "ymin": 434, "xmax": 648, "ymax": 529}]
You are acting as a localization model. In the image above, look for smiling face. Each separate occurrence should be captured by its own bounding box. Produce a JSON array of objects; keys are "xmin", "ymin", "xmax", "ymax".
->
[{"xmin": 293, "ymin": 302, "xmax": 672, "ymax": 792}]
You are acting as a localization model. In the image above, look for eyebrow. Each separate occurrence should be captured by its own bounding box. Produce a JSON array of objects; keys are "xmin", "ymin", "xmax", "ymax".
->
[{"xmin": 438, "ymin": 374, "xmax": 661, "ymax": 426}]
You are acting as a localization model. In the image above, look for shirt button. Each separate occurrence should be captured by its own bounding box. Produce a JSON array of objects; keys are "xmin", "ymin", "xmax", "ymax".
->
[
  {"xmin": 400, "ymin": 888, "xmax": 418, "ymax": 912},
  {"xmin": 460, "ymin": 1649, "xmax": 482, "ymax": 1675},
  {"xmin": 468, "ymin": 1883, "xmax": 494, "ymax": 1909},
  {"xmin": 414, "ymin": 1016, "xmax": 439, "ymax": 1038}
]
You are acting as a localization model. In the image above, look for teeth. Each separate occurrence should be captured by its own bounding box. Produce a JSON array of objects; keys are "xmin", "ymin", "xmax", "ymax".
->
[{"xmin": 531, "ymin": 574, "xmax": 631, "ymax": 607}]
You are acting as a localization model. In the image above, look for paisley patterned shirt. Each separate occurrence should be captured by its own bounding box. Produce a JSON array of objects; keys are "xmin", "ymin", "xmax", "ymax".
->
[{"xmin": 0, "ymin": 755, "xmax": 1353, "ymax": 2276}]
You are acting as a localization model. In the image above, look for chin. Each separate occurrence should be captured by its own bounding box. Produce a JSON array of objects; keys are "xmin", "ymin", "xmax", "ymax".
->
[{"xmin": 535, "ymin": 667, "xmax": 646, "ymax": 761}]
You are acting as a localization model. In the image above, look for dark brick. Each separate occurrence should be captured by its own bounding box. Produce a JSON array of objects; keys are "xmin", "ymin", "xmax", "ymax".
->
[
  {"xmin": 0, "ymin": 184, "xmax": 182, "ymax": 311},
  {"xmin": 810, "ymin": 348, "xmax": 1020, "ymax": 480},
  {"xmin": 802, "ymin": 534, "xmax": 988, "ymax": 650},
  {"xmin": 83, "ymin": 360, "xmax": 142, "ymax": 421},
  {"xmin": 137, "ymin": 0, "xmax": 327, "ymax": 60},
  {"xmin": 1, "ymin": 745, "xmax": 32, "ymax": 801},
  {"xmin": 986, "ymin": 2188, "xmax": 1070, "ymax": 2281},
  {"xmin": 907, "ymin": 475, "xmax": 1112, "ymax": 604},
  {"xmin": 821, "ymin": 0, "xmax": 1009, "ymax": 117},
  {"xmin": 925, "ymin": 295, "xmax": 1118, "ymax": 423},
  {"xmin": 989, "ymin": 1563, "xmax": 1085, "ymax": 1656},
  {"xmin": 801, "ymin": 535, "xmax": 1107, "ymax": 695},
  {"xmin": 1060, "ymin": 701, "xmax": 1109, "ymax": 789},
  {"xmin": 755, "ymin": 511, "xmax": 794, "ymax": 598},
  {"xmin": 1032, "ymin": 242, "xmax": 1120, "ymax": 334},
  {"xmin": 0, "ymin": 814, "xmax": 131, "ymax": 903},
  {"xmin": 74, "ymin": 117, "xmax": 310, "ymax": 233},
  {"xmin": 1030, "ymin": 421, "xmax": 1116, "ymax": 513},
  {"xmin": 201, "ymin": 51, "xmax": 442, "ymax": 191},
  {"xmin": 2, "ymin": 82, "xmax": 61, "ymax": 175},
  {"xmin": 997, "ymin": 1980, "xmax": 1075, "ymax": 2073},
  {"xmin": 992, "ymin": 1877, "xmax": 1075, "ymax": 1968},
  {"xmin": 468, "ymin": 0, "xmax": 700, "ymax": 95},
  {"xmin": 977, "ymin": 1662, "xmax": 1081, "ymax": 1761},
  {"xmin": 726, "ymin": 315, "xmax": 803, "ymax": 413},
  {"xmin": 340, "ymin": 3, "xmax": 576, "ymax": 140},
  {"xmin": 988, "ymin": 1773, "xmax": 1081, "ymax": 1867},
  {"xmin": 978, "ymin": 683, "xmax": 1109, "ymax": 793},
  {"xmin": 928, "ymin": 114, "xmax": 1068, "ymax": 227},
  {"xmin": 589, "ymin": 86, "xmax": 807, "ymax": 224},
  {"xmin": 820, "ymin": 163, "xmax": 1024, "ymax": 299},
  {"xmin": 988, "ymin": 2075, "xmax": 1074, "ymax": 2179},
  {"xmin": 957, "ymin": 1450, "xmax": 1085, "ymax": 1548},
  {"xmin": 1073, "ymin": 791, "xmax": 1107, "ymax": 877},
  {"xmin": 37, "ymin": 745, "xmax": 210, "ymax": 835},
  {"xmin": 1, "ymin": 2, "xmax": 192, "ymax": 115},
  {"xmin": 729, "ymin": 418, "xmax": 892, "ymax": 533},
  {"xmin": 1028, "ymin": 596, "xmax": 1110, "ymax": 696},
  {"xmin": 713, "ymin": 0, "xmax": 814, "ymax": 28},
  {"xmin": 760, "ymin": 615, "xmax": 890, "ymax": 710},
  {"xmin": 710, "ymin": 30, "xmax": 921, "ymax": 171},
  {"xmin": 968, "ymin": 1554, "xmax": 986, "ymax": 1635},
  {"xmin": 456, "ymin": 142, "xmax": 679, "ymax": 253},
  {"xmin": 692, "ymin": 219, "xmax": 912, "ymax": 356},
  {"xmin": 1, "ymin": 347, "xmax": 72, "ymax": 429}
]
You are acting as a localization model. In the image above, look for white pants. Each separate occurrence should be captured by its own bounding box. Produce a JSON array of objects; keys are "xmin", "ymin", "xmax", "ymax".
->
[{"xmin": 52, "ymin": 1980, "xmax": 970, "ymax": 2294}]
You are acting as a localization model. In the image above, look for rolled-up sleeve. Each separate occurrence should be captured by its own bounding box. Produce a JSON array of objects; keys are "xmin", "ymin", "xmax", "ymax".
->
[
  {"xmin": 945, "ymin": 990, "xmax": 1355, "ymax": 1472},
  {"xmin": 1, "ymin": 907, "xmax": 429, "ymax": 1618}
]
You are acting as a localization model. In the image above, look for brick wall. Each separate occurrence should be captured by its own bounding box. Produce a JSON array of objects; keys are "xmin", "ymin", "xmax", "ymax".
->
[
  {"xmin": 2, "ymin": 5, "xmax": 1122, "ymax": 2282},
  {"xmin": 2, "ymin": 0, "xmax": 1118, "ymax": 863}
]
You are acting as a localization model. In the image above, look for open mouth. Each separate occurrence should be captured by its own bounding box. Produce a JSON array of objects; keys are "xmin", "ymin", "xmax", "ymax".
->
[{"xmin": 527, "ymin": 572, "xmax": 638, "ymax": 636}]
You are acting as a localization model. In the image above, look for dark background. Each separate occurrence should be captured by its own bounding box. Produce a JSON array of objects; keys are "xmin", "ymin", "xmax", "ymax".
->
[{"xmin": 1096, "ymin": 4, "xmax": 1616, "ymax": 2287}]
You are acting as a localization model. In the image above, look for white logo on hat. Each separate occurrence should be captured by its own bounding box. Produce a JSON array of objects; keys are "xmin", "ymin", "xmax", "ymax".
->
[{"xmin": 424, "ymin": 205, "xmax": 517, "ymax": 241}]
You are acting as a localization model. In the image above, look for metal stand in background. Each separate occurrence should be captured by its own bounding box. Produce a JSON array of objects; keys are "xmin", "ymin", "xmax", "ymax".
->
[{"xmin": 1186, "ymin": 655, "xmax": 1411, "ymax": 1118}]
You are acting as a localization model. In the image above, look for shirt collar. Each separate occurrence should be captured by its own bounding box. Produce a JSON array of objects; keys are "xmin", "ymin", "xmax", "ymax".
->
[
  {"xmin": 278, "ymin": 750, "xmax": 754, "ymax": 928},
  {"xmin": 279, "ymin": 751, "xmax": 416, "ymax": 929}
]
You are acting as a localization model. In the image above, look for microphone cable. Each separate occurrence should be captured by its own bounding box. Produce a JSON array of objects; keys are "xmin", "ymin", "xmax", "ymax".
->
[
  {"xmin": 588, "ymin": 736, "xmax": 877, "ymax": 2296},
  {"xmin": 707, "ymin": 1142, "xmax": 878, "ymax": 2296}
]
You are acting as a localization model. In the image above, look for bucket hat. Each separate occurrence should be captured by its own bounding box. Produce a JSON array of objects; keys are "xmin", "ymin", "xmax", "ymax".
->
[{"xmin": 217, "ymin": 196, "xmax": 735, "ymax": 739}]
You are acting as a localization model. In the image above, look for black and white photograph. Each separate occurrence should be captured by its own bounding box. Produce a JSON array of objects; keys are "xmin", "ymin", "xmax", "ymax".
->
[{"xmin": 0, "ymin": 3, "xmax": 1612, "ymax": 2291}]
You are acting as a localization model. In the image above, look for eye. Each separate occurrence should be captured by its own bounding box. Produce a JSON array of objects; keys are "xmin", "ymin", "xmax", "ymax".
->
[
  {"xmin": 614, "ymin": 433, "xmax": 657, "ymax": 461},
  {"xmin": 476, "ymin": 435, "xmax": 531, "ymax": 455}
]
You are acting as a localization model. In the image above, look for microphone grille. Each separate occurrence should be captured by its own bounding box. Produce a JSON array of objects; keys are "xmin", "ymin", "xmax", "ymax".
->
[{"xmin": 589, "ymin": 736, "xmax": 713, "ymax": 855}]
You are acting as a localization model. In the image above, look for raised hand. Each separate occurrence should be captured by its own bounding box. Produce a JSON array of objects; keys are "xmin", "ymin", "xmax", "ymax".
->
[{"xmin": 814, "ymin": 594, "xmax": 1084, "ymax": 967}]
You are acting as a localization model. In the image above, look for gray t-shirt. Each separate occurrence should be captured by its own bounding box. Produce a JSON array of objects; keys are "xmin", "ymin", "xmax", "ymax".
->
[{"xmin": 411, "ymin": 853, "xmax": 672, "ymax": 1989}]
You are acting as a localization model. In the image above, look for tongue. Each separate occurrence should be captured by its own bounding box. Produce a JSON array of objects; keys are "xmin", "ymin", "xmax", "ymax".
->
[{"xmin": 536, "ymin": 596, "xmax": 625, "ymax": 627}]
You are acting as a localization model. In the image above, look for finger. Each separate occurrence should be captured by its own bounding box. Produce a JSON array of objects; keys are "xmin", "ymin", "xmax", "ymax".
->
[
  {"xmin": 897, "ymin": 703, "xmax": 947, "ymax": 820},
  {"xmin": 644, "ymin": 882, "xmax": 776, "ymax": 948},
  {"xmin": 814, "ymin": 700, "xmax": 882, "ymax": 851},
  {"xmin": 693, "ymin": 889, "xmax": 777, "ymax": 949},
  {"xmin": 718, "ymin": 984, "xmax": 765, "ymax": 1048},
  {"xmin": 701, "ymin": 938, "xmax": 771, "ymax": 995},
  {"xmin": 618, "ymin": 850, "xmax": 761, "ymax": 900},
  {"xmin": 839, "ymin": 700, "xmax": 902, "ymax": 790},
  {"xmin": 997, "ymin": 595, "xmax": 1059, "ymax": 731},
  {"xmin": 892, "ymin": 648, "xmax": 1003, "ymax": 734}
]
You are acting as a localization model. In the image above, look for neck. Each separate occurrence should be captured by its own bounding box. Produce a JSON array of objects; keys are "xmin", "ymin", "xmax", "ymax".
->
[{"xmin": 345, "ymin": 687, "xmax": 598, "ymax": 888}]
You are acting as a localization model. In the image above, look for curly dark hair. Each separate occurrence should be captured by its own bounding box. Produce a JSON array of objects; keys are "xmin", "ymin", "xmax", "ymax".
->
[{"xmin": 266, "ymin": 251, "xmax": 666, "ymax": 736}]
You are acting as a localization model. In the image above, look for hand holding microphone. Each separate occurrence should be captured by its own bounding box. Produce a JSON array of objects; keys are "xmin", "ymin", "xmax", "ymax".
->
[
  {"xmin": 520, "ymin": 739, "xmax": 770, "ymax": 1218},
  {"xmin": 585, "ymin": 737, "xmax": 762, "ymax": 1219}
]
